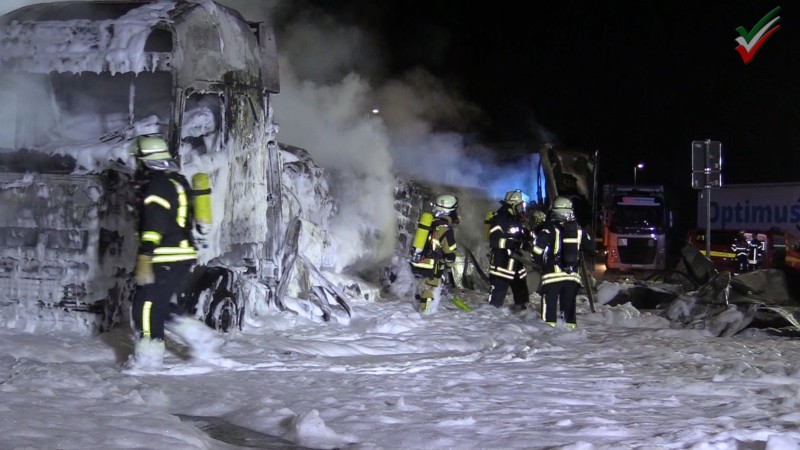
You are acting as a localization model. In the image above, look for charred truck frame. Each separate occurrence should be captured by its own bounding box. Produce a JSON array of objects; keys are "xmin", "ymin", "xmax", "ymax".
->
[{"xmin": 0, "ymin": 1, "xmax": 285, "ymax": 333}]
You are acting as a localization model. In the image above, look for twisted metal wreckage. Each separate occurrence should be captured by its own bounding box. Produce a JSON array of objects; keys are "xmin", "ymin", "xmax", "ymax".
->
[
  {"xmin": 1, "ymin": 1, "xmax": 797, "ymax": 338},
  {"xmin": 602, "ymin": 244, "xmax": 800, "ymax": 337},
  {"xmin": 0, "ymin": 0, "xmax": 351, "ymax": 334},
  {"xmin": 392, "ymin": 143, "xmax": 800, "ymax": 337}
]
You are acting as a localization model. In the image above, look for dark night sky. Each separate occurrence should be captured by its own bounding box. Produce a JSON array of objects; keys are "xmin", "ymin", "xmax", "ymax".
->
[{"xmin": 303, "ymin": 1, "xmax": 799, "ymax": 227}]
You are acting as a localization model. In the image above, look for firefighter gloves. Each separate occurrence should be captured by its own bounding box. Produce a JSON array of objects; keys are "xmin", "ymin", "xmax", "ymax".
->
[{"xmin": 135, "ymin": 254, "xmax": 155, "ymax": 285}]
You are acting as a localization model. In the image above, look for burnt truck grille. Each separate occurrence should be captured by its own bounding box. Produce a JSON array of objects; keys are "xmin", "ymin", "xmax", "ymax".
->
[{"xmin": 618, "ymin": 237, "xmax": 658, "ymax": 265}]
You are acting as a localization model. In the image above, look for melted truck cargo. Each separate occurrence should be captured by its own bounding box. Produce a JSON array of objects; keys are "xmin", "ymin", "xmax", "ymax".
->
[{"xmin": 0, "ymin": 171, "xmax": 136, "ymax": 332}]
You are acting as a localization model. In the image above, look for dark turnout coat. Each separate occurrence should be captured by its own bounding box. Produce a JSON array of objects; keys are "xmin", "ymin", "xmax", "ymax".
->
[
  {"xmin": 531, "ymin": 218, "xmax": 594, "ymax": 287},
  {"xmin": 138, "ymin": 170, "xmax": 198, "ymax": 264},
  {"xmin": 487, "ymin": 206, "xmax": 534, "ymax": 280}
]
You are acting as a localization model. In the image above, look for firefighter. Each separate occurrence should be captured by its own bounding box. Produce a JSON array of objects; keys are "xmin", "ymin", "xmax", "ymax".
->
[
  {"xmin": 526, "ymin": 208, "xmax": 548, "ymax": 295},
  {"xmin": 487, "ymin": 189, "xmax": 535, "ymax": 310},
  {"xmin": 747, "ymin": 234, "xmax": 765, "ymax": 272},
  {"xmin": 409, "ymin": 194, "xmax": 460, "ymax": 315},
  {"xmin": 129, "ymin": 136, "xmax": 221, "ymax": 369},
  {"xmin": 532, "ymin": 196, "xmax": 595, "ymax": 329},
  {"xmin": 731, "ymin": 231, "xmax": 750, "ymax": 274},
  {"xmin": 530, "ymin": 209, "xmax": 547, "ymax": 231}
]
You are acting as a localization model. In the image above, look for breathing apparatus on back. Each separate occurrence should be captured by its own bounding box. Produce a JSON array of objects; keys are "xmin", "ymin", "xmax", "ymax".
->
[
  {"xmin": 131, "ymin": 136, "xmax": 214, "ymax": 241},
  {"xmin": 410, "ymin": 194, "xmax": 459, "ymax": 262},
  {"xmin": 191, "ymin": 172, "xmax": 213, "ymax": 239}
]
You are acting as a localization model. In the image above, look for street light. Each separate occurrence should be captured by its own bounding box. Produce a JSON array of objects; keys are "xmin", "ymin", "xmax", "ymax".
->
[
  {"xmin": 634, "ymin": 163, "xmax": 644, "ymax": 185},
  {"xmin": 367, "ymin": 107, "xmax": 381, "ymax": 121}
]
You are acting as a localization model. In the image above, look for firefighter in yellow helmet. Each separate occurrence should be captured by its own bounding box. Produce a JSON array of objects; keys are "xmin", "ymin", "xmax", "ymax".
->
[
  {"xmin": 530, "ymin": 209, "xmax": 547, "ymax": 230},
  {"xmin": 532, "ymin": 196, "xmax": 595, "ymax": 329},
  {"xmin": 487, "ymin": 189, "xmax": 535, "ymax": 310},
  {"xmin": 129, "ymin": 136, "xmax": 220, "ymax": 370},
  {"xmin": 526, "ymin": 207, "xmax": 548, "ymax": 295},
  {"xmin": 409, "ymin": 194, "xmax": 459, "ymax": 315}
]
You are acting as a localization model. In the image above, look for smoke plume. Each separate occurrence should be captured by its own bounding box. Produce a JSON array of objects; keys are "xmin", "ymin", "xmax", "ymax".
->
[{"xmin": 218, "ymin": 0, "xmax": 553, "ymax": 268}]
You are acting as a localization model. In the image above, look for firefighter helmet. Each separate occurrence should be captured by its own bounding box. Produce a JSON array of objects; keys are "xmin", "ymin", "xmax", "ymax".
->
[
  {"xmin": 531, "ymin": 209, "xmax": 547, "ymax": 227},
  {"xmin": 503, "ymin": 189, "xmax": 527, "ymax": 215},
  {"xmin": 432, "ymin": 194, "xmax": 459, "ymax": 217},
  {"xmin": 131, "ymin": 136, "xmax": 177, "ymax": 171},
  {"xmin": 131, "ymin": 136, "xmax": 171, "ymax": 161},
  {"xmin": 551, "ymin": 196, "xmax": 574, "ymax": 222}
]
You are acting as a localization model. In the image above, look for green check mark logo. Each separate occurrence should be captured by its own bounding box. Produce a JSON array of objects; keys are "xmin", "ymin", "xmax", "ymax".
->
[{"xmin": 735, "ymin": 6, "xmax": 781, "ymax": 64}]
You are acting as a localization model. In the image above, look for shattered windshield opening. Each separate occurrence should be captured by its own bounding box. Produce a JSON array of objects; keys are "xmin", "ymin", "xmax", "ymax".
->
[
  {"xmin": 0, "ymin": 71, "xmax": 172, "ymax": 152},
  {"xmin": 610, "ymin": 204, "xmax": 665, "ymax": 229}
]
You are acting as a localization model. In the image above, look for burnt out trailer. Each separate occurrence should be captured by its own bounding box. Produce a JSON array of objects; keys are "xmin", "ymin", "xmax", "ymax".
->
[{"xmin": 0, "ymin": 0, "xmax": 286, "ymax": 333}]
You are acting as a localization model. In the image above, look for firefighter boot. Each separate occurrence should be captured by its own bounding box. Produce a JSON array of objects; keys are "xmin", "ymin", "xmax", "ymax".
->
[
  {"xmin": 419, "ymin": 298, "xmax": 433, "ymax": 315},
  {"xmin": 130, "ymin": 338, "xmax": 165, "ymax": 370},
  {"xmin": 168, "ymin": 316, "xmax": 223, "ymax": 361}
]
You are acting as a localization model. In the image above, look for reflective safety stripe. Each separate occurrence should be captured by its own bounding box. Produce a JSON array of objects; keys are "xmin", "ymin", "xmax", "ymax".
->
[
  {"xmin": 553, "ymin": 228, "xmax": 561, "ymax": 256},
  {"xmin": 489, "ymin": 265, "xmax": 527, "ymax": 280},
  {"xmin": 563, "ymin": 229, "xmax": 582, "ymax": 244},
  {"xmin": 141, "ymin": 231, "xmax": 162, "ymax": 245},
  {"xmin": 412, "ymin": 222, "xmax": 454, "ymax": 271},
  {"xmin": 153, "ymin": 247, "xmax": 196, "ymax": 255},
  {"xmin": 533, "ymin": 228, "xmax": 552, "ymax": 255},
  {"xmin": 152, "ymin": 254, "xmax": 197, "ymax": 263},
  {"xmin": 541, "ymin": 271, "xmax": 581, "ymax": 285},
  {"xmin": 141, "ymin": 178, "xmax": 195, "ymax": 264},
  {"xmin": 563, "ymin": 232, "xmax": 580, "ymax": 244},
  {"xmin": 152, "ymin": 240, "xmax": 197, "ymax": 262},
  {"xmin": 170, "ymin": 179, "xmax": 189, "ymax": 228},
  {"xmin": 410, "ymin": 259, "xmax": 435, "ymax": 269},
  {"xmin": 143, "ymin": 301, "xmax": 153, "ymax": 338},
  {"xmin": 488, "ymin": 248, "xmax": 527, "ymax": 279},
  {"xmin": 430, "ymin": 230, "xmax": 442, "ymax": 252},
  {"xmin": 152, "ymin": 239, "xmax": 193, "ymax": 251},
  {"xmin": 144, "ymin": 194, "xmax": 170, "ymax": 210}
]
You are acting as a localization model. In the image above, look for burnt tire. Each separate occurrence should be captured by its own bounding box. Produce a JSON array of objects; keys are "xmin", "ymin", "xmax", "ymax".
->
[
  {"xmin": 206, "ymin": 291, "xmax": 243, "ymax": 332},
  {"xmin": 184, "ymin": 266, "xmax": 241, "ymax": 332}
]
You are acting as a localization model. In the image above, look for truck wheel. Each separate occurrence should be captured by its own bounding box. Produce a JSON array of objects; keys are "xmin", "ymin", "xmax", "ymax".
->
[
  {"xmin": 205, "ymin": 291, "xmax": 242, "ymax": 332},
  {"xmin": 184, "ymin": 267, "xmax": 240, "ymax": 332}
]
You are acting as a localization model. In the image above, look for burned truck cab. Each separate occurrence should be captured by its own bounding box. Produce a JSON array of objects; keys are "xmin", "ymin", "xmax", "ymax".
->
[{"xmin": 0, "ymin": 1, "xmax": 282, "ymax": 333}]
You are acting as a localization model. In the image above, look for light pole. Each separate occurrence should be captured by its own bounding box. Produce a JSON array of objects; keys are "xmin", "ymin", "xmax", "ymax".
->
[{"xmin": 634, "ymin": 163, "xmax": 644, "ymax": 185}]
